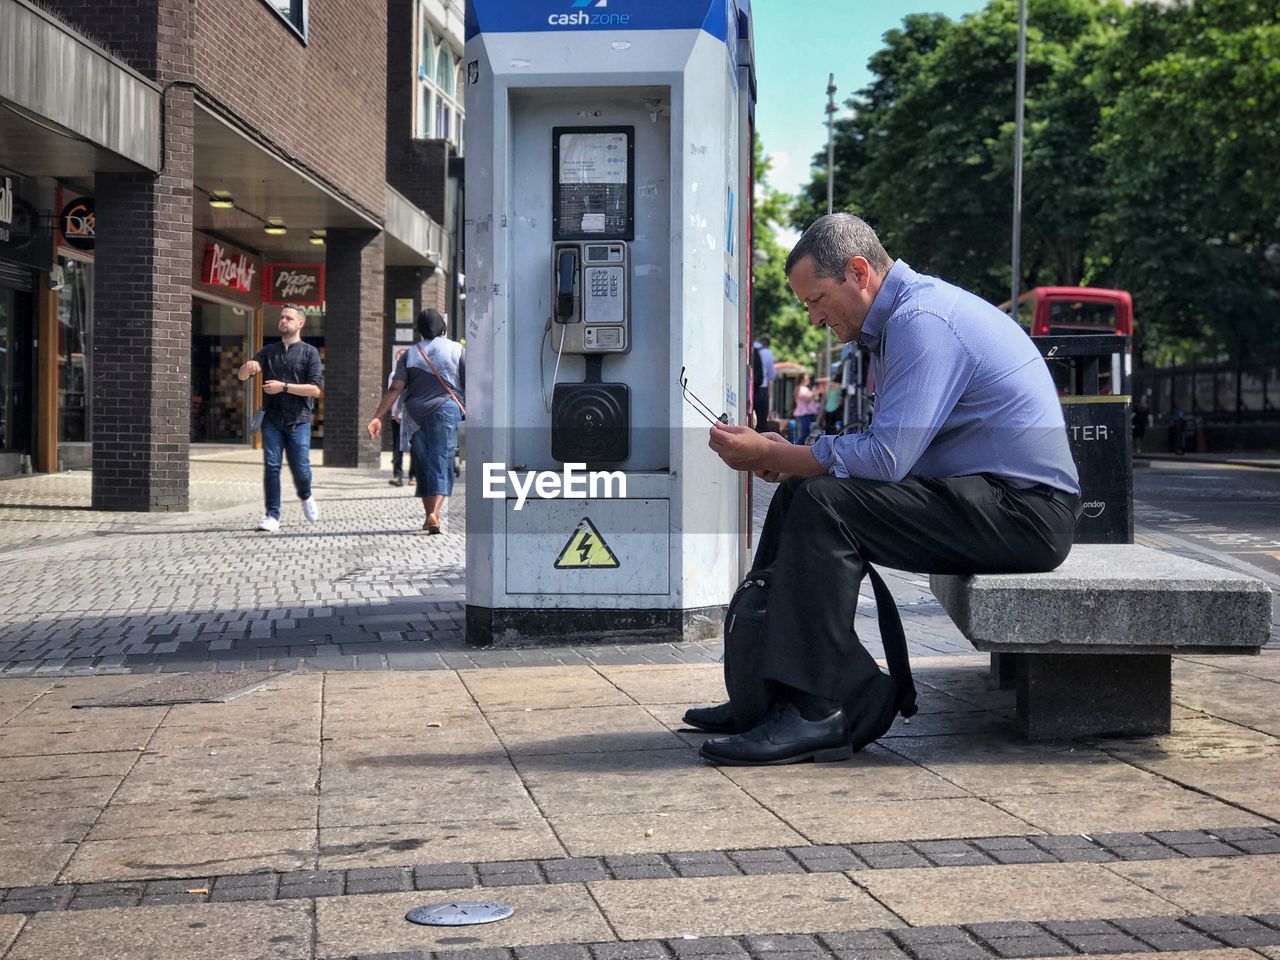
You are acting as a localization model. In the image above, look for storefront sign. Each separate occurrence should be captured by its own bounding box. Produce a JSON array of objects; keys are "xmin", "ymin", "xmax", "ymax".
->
[
  {"xmin": 201, "ymin": 241, "xmax": 258, "ymax": 293},
  {"xmin": 0, "ymin": 177, "xmax": 35, "ymax": 248},
  {"xmin": 0, "ymin": 175, "xmax": 49, "ymax": 270},
  {"xmin": 59, "ymin": 197, "xmax": 95, "ymax": 252},
  {"xmin": 264, "ymin": 263, "xmax": 325, "ymax": 306}
]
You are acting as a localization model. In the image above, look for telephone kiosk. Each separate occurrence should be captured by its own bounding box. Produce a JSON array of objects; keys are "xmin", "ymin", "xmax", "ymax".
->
[{"xmin": 464, "ymin": 0, "xmax": 757, "ymax": 646}]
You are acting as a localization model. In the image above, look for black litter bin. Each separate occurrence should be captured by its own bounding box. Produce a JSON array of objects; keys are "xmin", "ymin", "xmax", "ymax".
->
[{"xmin": 1034, "ymin": 334, "xmax": 1133, "ymax": 545}]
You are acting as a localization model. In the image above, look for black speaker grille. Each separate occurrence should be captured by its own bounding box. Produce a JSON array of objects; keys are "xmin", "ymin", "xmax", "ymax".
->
[{"xmin": 552, "ymin": 383, "xmax": 630, "ymax": 464}]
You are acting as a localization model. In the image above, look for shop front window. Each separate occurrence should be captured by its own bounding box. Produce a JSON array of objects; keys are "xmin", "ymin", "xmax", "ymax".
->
[
  {"xmin": 191, "ymin": 299, "xmax": 253, "ymax": 443},
  {"xmin": 57, "ymin": 257, "xmax": 92, "ymax": 443},
  {"xmin": 0, "ymin": 282, "xmax": 34, "ymax": 454},
  {"xmin": 0, "ymin": 289, "xmax": 10, "ymax": 450}
]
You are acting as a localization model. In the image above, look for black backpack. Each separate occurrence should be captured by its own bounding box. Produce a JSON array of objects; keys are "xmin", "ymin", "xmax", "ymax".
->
[{"xmin": 722, "ymin": 565, "xmax": 918, "ymax": 749}]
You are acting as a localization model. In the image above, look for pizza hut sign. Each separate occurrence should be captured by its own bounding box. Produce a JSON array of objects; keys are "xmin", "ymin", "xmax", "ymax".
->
[
  {"xmin": 201, "ymin": 242, "xmax": 257, "ymax": 293},
  {"xmin": 265, "ymin": 263, "xmax": 325, "ymax": 306}
]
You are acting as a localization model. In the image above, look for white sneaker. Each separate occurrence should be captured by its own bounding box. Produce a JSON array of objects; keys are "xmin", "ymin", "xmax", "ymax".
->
[
  {"xmin": 256, "ymin": 515, "xmax": 280, "ymax": 532},
  {"xmin": 302, "ymin": 496, "xmax": 320, "ymax": 524}
]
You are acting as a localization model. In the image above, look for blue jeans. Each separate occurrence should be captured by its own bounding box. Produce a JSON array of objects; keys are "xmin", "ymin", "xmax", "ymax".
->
[
  {"xmin": 794, "ymin": 414, "xmax": 815, "ymax": 443},
  {"xmin": 411, "ymin": 400, "xmax": 461, "ymax": 497},
  {"xmin": 261, "ymin": 417, "xmax": 313, "ymax": 519}
]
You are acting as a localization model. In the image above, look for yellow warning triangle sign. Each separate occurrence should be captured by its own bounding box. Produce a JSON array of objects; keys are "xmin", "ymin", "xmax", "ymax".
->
[{"xmin": 554, "ymin": 517, "xmax": 620, "ymax": 569}]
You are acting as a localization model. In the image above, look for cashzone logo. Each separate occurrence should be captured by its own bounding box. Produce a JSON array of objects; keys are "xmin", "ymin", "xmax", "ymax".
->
[{"xmin": 548, "ymin": 0, "xmax": 631, "ymax": 27}]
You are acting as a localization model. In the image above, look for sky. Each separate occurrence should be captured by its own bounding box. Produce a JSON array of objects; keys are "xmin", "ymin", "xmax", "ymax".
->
[{"xmin": 752, "ymin": 0, "xmax": 985, "ymax": 202}]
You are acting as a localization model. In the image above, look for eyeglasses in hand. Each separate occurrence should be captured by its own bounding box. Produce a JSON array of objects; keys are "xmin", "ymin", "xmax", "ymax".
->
[{"xmin": 679, "ymin": 366, "xmax": 729, "ymax": 426}]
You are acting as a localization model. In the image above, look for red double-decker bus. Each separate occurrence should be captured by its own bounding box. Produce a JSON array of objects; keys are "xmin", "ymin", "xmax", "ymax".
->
[{"xmin": 1005, "ymin": 286, "xmax": 1134, "ymax": 337}]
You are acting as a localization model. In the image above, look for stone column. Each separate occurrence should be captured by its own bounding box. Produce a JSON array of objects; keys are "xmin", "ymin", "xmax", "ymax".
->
[
  {"xmin": 91, "ymin": 85, "xmax": 194, "ymax": 512},
  {"xmin": 324, "ymin": 228, "xmax": 385, "ymax": 468}
]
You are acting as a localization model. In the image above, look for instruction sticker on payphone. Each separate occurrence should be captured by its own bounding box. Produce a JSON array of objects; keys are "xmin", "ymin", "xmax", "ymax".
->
[{"xmin": 552, "ymin": 241, "xmax": 630, "ymax": 353}]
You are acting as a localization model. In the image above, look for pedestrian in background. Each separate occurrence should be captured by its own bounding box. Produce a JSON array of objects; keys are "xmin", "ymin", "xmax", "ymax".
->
[
  {"xmin": 752, "ymin": 336, "xmax": 776, "ymax": 431},
  {"xmin": 792, "ymin": 370, "xmax": 819, "ymax": 443},
  {"xmin": 237, "ymin": 304, "xmax": 323, "ymax": 533},
  {"xmin": 367, "ymin": 309, "xmax": 465, "ymax": 534},
  {"xmin": 387, "ymin": 347, "xmax": 413, "ymax": 487}
]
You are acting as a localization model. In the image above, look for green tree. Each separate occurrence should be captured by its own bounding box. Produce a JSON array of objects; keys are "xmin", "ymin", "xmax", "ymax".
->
[
  {"xmin": 792, "ymin": 0, "xmax": 1120, "ymax": 304},
  {"xmin": 1092, "ymin": 0, "xmax": 1280, "ymax": 362},
  {"xmin": 751, "ymin": 136, "xmax": 823, "ymax": 365}
]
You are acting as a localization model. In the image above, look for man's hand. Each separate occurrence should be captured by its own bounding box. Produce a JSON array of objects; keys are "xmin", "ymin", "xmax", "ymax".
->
[
  {"xmin": 708, "ymin": 421, "xmax": 773, "ymax": 472},
  {"xmin": 754, "ymin": 431, "xmax": 793, "ymax": 483},
  {"xmin": 263, "ymin": 380, "xmax": 286, "ymax": 395},
  {"xmin": 241, "ymin": 360, "xmax": 261, "ymax": 378},
  {"xmin": 367, "ymin": 418, "xmax": 383, "ymax": 440}
]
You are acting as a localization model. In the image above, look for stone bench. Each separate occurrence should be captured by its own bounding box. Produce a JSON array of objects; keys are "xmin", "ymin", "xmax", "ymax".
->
[{"xmin": 929, "ymin": 544, "xmax": 1272, "ymax": 738}]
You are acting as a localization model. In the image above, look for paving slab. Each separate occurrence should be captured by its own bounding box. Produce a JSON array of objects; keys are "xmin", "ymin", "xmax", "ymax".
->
[
  {"xmin": 0, "ymin": 774, "xmax": 122, "ymax": 811},
  {"xmin": 315, "ymin": 882, "xmax": 613, "ymax": 957},
  {"xmin": 460, "ymin": 667, "xmax": 636, "ymax": 710},
  {"xmin": 852, "ymin": 863, "xmax": 1178, "ymax": 925},
  {"xmin": 778, "ymin": 797, "xmax": 1037, "ymax": 846},
  {"xmin": 593, "ymin": 663, "xmax": 727, "ymax": 704},
  {"xmin": 587, "ymin": 873, "xmax": 899, "ymax": 940},
  {"xmin": 87, "ymin": 794, "xmax": 320, "ymax": 840},
  {"xmin": 62, "ymin": 828, "xmax": 317, "ymax": 882},
  {"xmin": 721, "ymin": 748, "xmax": 969, "ymax": 804},
  {"xmin": 0, "ymin": 915, "xmax": 25, "ymax": 955},
  {"xmin": 0, "ymin": 840, "xmax": 75, "ymax": 886},
  {"xmin": 5, "ymin": 899, "xmax": 311, "ymax": 960},
  {"xmin": 514, "ymin": 750, "xmax": 748, "ymax": 817},
  {"xmin": 0, "ymin": 750, "xmax": 141, "ymax": 782},
  {"xmin": 145, "ymin": 717, "xmax": 320, "ymax": 751},
  {"xmin": 319, "ymin": 818, "xmax": 566, "ymax": 868},
  {"xmin": 551, "ymin": 804, "xmax": 806, "ymax": 857},
  {"xmin": 487, "ymin": 706, "xmax": 687, "ymax": 756},
  {"xmin": 319, "ymin": 785, "xmax": 542, "ymax": 827},
  {"xmin": 1108, "ymin": 853, "xmax": 1280, "ymax": 915},
  {"xmin": 990, "ymin": 779, "xmax": 1271, "ymax": 834},
  {"xmin": 1174, "ymin": 665, "xmax": 1280, "ymax": 737},
  {"xmin": 0, "ymin": 804, "xmax": 99, "ymax": 843},
  {"xmin": 0, "ymin": 722, "xmax": 159, "ymax": 758}
]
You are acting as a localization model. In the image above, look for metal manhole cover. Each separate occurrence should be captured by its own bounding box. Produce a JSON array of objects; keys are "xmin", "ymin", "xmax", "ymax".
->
[{"xmin": 405, "ymin": 901, "xmax": 514, "ymax": 926}]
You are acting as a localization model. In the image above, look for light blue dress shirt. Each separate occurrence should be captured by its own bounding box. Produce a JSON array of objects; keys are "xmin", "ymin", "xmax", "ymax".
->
[{"xmin": 809, "ymin": 261, "xmax": 1080, "ymax": 495}]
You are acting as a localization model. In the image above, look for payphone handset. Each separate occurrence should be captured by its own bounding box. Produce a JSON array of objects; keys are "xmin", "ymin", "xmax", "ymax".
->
[{"xmin": 551, "ymin": 241, "xmax": 630, "ymax": 354}]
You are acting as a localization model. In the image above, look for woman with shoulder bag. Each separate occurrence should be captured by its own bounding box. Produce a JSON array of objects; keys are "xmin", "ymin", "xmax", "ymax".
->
[{"xmin": 367, "ymin": 309, "xmax": 465, "ymax": 534}]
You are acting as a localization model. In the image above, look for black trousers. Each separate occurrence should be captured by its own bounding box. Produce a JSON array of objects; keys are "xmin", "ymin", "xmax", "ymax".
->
[{"xmin": 752, "ymin": 474, "xmax": 1077, "ymax": 703}]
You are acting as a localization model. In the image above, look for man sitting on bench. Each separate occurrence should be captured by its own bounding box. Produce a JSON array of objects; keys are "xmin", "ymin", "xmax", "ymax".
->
[{"xmin": 693, "ymin": 213, "xmax": 1082, "ymax": 766}]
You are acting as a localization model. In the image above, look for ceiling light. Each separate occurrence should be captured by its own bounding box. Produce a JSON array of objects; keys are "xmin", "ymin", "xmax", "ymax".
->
[
  {"xmin": 208, "ymin": 192, "xmax": 234, "ymax": 209},
  {"xmin": 309, "ymin": 231, "xmax": 326, "ymax": 246},
  {"xmin": 264, "ymin": 219, "xmax": 287, "ymax": 236}
]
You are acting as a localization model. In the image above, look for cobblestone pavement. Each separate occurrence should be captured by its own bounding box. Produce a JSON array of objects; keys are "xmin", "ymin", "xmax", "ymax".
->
[{"xmin": 0, "ymin": 451, "xmax": 975, "ymax": 677}]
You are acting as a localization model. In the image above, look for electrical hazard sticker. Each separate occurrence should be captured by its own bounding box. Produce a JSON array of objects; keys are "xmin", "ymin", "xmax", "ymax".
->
[{"xmin": 554, "ymin": 517, "xmax": 619, "ymax": 569}]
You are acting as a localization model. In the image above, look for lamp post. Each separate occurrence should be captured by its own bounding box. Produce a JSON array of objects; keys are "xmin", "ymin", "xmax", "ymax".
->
[
  {"xmin": 1010, "ymin": 0, "xmax": 1028, "ymax": 320},
  {"xmin": 824, "ymin": 73, "xmax": 837, "ymax": 377}
]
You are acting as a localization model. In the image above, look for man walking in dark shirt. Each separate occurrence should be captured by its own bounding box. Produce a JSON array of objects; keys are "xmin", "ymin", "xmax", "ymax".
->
[{"xmin": 237, "ymin": 304, "xmax": 324, "ymax": 532}]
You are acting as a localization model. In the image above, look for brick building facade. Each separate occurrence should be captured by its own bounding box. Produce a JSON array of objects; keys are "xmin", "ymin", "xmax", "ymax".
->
[{"xmin": 0, "ymin": 0, "xmax": 463, "ymax": 506}]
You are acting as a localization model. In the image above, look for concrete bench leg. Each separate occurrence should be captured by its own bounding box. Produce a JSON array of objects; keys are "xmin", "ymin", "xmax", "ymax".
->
[
  {"xmin": 991, "ymin": 653, "xmax": 1018, "ymax": 689},
  {"xmin": 1016, "ymin": 653, "xmax": 1171, "ymax": 739}
]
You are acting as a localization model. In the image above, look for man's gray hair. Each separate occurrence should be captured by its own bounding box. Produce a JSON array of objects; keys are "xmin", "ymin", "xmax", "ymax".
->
[{"xmin": 785, "ymin": 213, "xmax": 893, "ymax": 280}]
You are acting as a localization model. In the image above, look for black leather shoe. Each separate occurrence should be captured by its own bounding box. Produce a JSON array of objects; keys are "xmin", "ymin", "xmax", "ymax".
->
[
  {"xmin": 682, "ymin": 701, "xmax": 736, "ymax": 733},
  {"xmin": 698, "ymin": 703, "xmax": 852, "ymax": 766}
]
